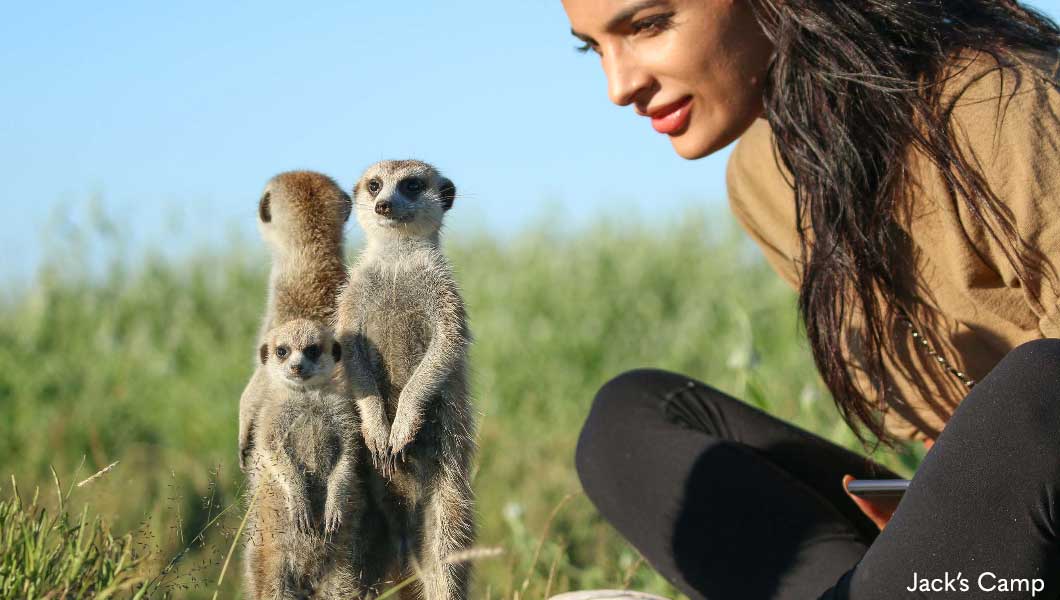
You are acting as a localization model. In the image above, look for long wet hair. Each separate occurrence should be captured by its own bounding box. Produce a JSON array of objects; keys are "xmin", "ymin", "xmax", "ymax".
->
[{"xmin": 749, "ymin": 1, "xmax": 1060, "ymax": 448}]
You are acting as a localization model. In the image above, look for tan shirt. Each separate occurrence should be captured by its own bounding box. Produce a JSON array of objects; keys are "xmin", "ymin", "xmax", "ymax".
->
[{"xmin": 726, "ymin": 49, "xmax": 1060, "ymax": 442}]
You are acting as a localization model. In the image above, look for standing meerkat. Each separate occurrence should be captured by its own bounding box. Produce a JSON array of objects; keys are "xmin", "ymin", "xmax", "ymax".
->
[
  {"xmin": 335, "ymin": 160, "xmax": 476, "ymax": 600},
  {"xmin": 239, "ymin": 170, "xmax": 353, "ymax": 470},
  {"xmin": 243, "ymin": 318, "xmax": 365, "ymax": 600}
]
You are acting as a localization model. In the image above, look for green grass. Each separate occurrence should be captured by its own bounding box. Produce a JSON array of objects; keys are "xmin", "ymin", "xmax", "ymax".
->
[
  {"xmin": 0, "ymin": 206, "xmax": 923, "ymax": 598},
  {"xmin": 0, "ymin": 473, "xmax": 159, "ymax": 599}
]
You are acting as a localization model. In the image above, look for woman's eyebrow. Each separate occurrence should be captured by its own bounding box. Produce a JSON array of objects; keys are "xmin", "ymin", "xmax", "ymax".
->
[
  {"xmin": 605, "ymin": 0, "xmax": 670, "ymax": 30},
  {"xmin": 569, "ymin": 0, "xmax": 671, "ymax": 41}
]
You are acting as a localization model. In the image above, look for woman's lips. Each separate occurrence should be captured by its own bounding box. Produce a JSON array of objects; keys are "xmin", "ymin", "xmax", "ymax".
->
[{"xmin": 650, "ymin": 97, "xmax": 692, "ymax": 134}]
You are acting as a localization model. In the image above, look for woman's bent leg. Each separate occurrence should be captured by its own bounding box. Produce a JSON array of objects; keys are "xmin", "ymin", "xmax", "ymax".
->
[
  {"xmin": 576, "ymin": 368, "xmax": 898, "ymax": 600},
  {"xmin": 824, "ymin": 338, "xmax": 1060, "ymax": 599}
]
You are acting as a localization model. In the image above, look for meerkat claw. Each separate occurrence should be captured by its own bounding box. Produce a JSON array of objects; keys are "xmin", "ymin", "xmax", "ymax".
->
[
  {"xmin": 324, "ymin": 505, "xmax": 342, "ymax": 537},
  {"xmin": 290, "ymin": 502, "xmax": 313, "ymax": 534}
]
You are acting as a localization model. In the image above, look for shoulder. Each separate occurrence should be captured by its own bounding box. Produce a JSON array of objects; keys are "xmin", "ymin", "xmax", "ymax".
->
[
  {"xmin": 927, "ymin": 47, "xmax": 1060, "ymax": 247},
  {"xmin": 940, "ymin": 46, "xmax": 1059, "ymax": 110},
  {"xmin": 939, "ymin": 47, "xmax": 1060, "ymax": 177}
]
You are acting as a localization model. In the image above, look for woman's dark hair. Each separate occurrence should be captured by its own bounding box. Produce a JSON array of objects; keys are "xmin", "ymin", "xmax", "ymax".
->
[{"xmin": 750, "ymin": 0, "xmax": 1060, "ymax": 448}]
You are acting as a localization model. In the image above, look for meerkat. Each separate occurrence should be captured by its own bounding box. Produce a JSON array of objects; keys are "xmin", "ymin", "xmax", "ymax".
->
[
  {"xmin": 239, "ymin": 170, "xmax": 353, "ymax": 471},
  {"xmin": 334, "ymin": 160, "xmax": 477, "ymax": 600},
  {"xmin": 243, "ymin": 318, "xmax": 365, "ymax": 600}
]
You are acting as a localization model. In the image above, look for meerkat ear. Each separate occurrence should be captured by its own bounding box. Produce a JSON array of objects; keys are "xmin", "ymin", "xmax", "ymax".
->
[
  {"xmin": 340, "ymin": 190, "xmax": 353, "ymax": 223},
  {"xmin": 331, "ymin": 342, "xmax": 342, "ymax": 363},
  {"xmin": 440, "ymin": 178, "xmax": 456, "ymax": 211},
  {"xmin": 259, "ymin": 343, "xmax": 269, "ymax": 364},
  {"xmin": 259, "ymin": 191, "xmax": 272, "ymax": 223}
]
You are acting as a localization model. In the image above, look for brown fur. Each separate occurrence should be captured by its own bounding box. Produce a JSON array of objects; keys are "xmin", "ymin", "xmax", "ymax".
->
[
  {"xmin": 241, "ymin": 170, "xmax": 353, "ymax": 471},
  {"xmin": 258, "ymin": 170, "xmax": 352, "ymax": 335},
  {"xmin": 239, "ymin": 173, "xmax": 359, "ymax": 597}
]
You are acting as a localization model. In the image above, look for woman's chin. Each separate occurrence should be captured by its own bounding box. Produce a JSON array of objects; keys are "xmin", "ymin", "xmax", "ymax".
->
[
  {"xmin": 668, "ymin": 118, "xmax": 752, "ymax": 159},
  {"xmin": 668, "ymin": 133, "xmax": 716, "ymax": 160}
]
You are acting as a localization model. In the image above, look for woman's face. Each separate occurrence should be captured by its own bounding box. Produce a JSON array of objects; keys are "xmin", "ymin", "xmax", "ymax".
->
[{"xmin": 562, "ymin": 0, "xmax": 773, "ymax": 159}]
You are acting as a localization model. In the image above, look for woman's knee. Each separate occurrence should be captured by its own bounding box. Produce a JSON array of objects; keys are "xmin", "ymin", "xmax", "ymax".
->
[
  {"xmin": 1003, "ymin": 337, "xmax": 1060, "ymax": 371},
  {"xmin": 575, "ymin": 369, "xmax": 684, "ymax": 491},
  {"xmin": 956, "ymin": 337, "xmax": 1060, "ymax": 445}
]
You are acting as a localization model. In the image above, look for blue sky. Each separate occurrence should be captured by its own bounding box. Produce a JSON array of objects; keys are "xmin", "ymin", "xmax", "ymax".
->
[{"xmin": 4, "ymin": 1, "xmax": 1060, "ymax": 280}]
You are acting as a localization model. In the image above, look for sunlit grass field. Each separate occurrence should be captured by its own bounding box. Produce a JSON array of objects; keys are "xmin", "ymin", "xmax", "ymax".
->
[{"xmin": 0, "ymin": 207, "xmax": 923, "ymax": 598}]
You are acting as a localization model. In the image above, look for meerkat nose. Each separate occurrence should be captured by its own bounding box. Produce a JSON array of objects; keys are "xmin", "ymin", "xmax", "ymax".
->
[
  {"xmin": 291, "ymin": 363, "xmax": 303, "ymax": 375},
  {"xmin": 375, "ymin": 200, "xmax": 392, "ymax": 216}
]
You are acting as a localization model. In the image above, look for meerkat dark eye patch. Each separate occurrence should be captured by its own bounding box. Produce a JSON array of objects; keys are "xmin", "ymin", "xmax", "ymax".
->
[
  {"xmin": 259, "ymin": 343, "xmax": 269, "ymax": 364},
  {"xmin": 440, "ymin": 178, "xmax": 456, "ymax": 210},
  {"xmin": 275, "ymin": 345, "xmax": 289, "ymax": 360},
  {"xmin": 367, "ymin": 178, "xmax": 383, "ymax": 196},
  {"xmin": 304, "ymin": 344, "xmax": 322, "ymax": 361},
  {"xmin": 399, "ymin": 177, "xmax": 426, "ymax": 196},
  {"xmin": 259, "ymin": 192, "xmax": 272, "ymax": 223},
  {"xmin": 331, "ymin": 342, "xmax": 342, "ymax": 363}
]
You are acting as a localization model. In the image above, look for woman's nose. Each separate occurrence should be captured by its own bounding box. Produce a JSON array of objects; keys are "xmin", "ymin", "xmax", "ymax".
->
[{"xmin": 602, "ymin": 45, "xmax": 650, "ymax": 107}]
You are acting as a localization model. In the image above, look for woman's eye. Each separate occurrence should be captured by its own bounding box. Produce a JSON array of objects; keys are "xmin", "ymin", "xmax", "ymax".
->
[
  {"xmin": 575, "ymin": 42, "xmax": 598, "ymax": 55},
  {"xmin": 631, "ymin": 13, "xmax": 674, "ymax": 36}
]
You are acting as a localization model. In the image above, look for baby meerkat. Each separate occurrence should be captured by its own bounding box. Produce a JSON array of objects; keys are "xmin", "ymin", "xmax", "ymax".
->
[
  {"xmin": 335, "ymin": 160, "xmax": 476, "ymax": 600},
  {"xmin": 243, "ymin": 318, "xmax": 365, "ymax": 600},
  {"xmin": 240, "ymin": 171, "xmax": 352, "ymax": 471}
]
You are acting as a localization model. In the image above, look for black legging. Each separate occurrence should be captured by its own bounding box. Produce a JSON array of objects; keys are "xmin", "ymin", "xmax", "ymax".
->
[{"xmin": 575, "ymin": 338, "xmax": 1060, "ymax": 599}]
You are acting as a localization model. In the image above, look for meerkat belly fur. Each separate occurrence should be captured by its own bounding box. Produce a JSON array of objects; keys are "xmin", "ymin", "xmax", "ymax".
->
[
  {"xmin": 239, "ymin": 171, "xmax": 352, "ymax": 471},
  {"xmin": 243, "ymin": 319, "xmax": 366, "ymax": 600},
  {"xmin": 336, "ymin": 160, "xmax": 476, "ymax": 600}
]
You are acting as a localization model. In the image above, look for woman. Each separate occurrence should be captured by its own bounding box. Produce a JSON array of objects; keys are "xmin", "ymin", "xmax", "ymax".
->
[{"xmin": 562, "ymin": 1, "xmax": 1060, "ymax": 598}]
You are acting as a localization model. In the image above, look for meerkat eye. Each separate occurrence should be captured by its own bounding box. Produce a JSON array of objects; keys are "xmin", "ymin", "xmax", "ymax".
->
[
  {"xmin": 275, "ymin": 345, "xmax": 289, "ymax": 360},
  {"xmin": 399, "ymin": 178, "xmax": 425, "ymax": 196},
  {"xmin": 367, "ymin": 178, "xmax": 382, "ymax": 195},
  {"xmin": 303, "ymin": 344, "xmax": 321, "ymax": 361}
]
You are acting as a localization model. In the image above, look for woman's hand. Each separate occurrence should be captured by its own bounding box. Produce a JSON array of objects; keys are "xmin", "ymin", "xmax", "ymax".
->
[
  {"xmin": 844, "ymin": 438, "xmax": 934, "ymax": 531},
  {"xmin": 842, "ymin": 474, "xmax": 900, "ymax": 531}
]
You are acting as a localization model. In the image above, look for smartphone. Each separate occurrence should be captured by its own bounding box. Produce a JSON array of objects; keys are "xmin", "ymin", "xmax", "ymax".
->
[{"xmin": 846, "ymin": 479, "xmax": 910, "ymax": 499}]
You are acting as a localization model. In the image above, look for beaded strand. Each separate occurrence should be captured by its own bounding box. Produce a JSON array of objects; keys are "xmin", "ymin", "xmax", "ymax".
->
[{"xmin": 896, "ymin": 308, "xmax": 977, "ymax": 389}]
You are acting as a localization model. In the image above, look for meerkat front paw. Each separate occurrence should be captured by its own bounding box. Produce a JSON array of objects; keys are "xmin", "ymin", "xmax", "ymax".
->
[
  {"xmin": 323, "ymin": 497, "xmax": 343, "ymax": 537},
  {"xmin": 238, "ymin": 417, "xmax": 256, "ymax": 472},
  {"xmin": 361, "ymin": 409, "xmax": 392, "ymax": 473},
  {"xmin": 387, "ymin": 413, "xmax": 421, "ymax": 461},
  {"xmin": 286, "ymin": 495, "xmax": 313, "ymax": 533},
  {"xmin": 238, "ymin": 436, "xmax": 252, "ymax": 472}
]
